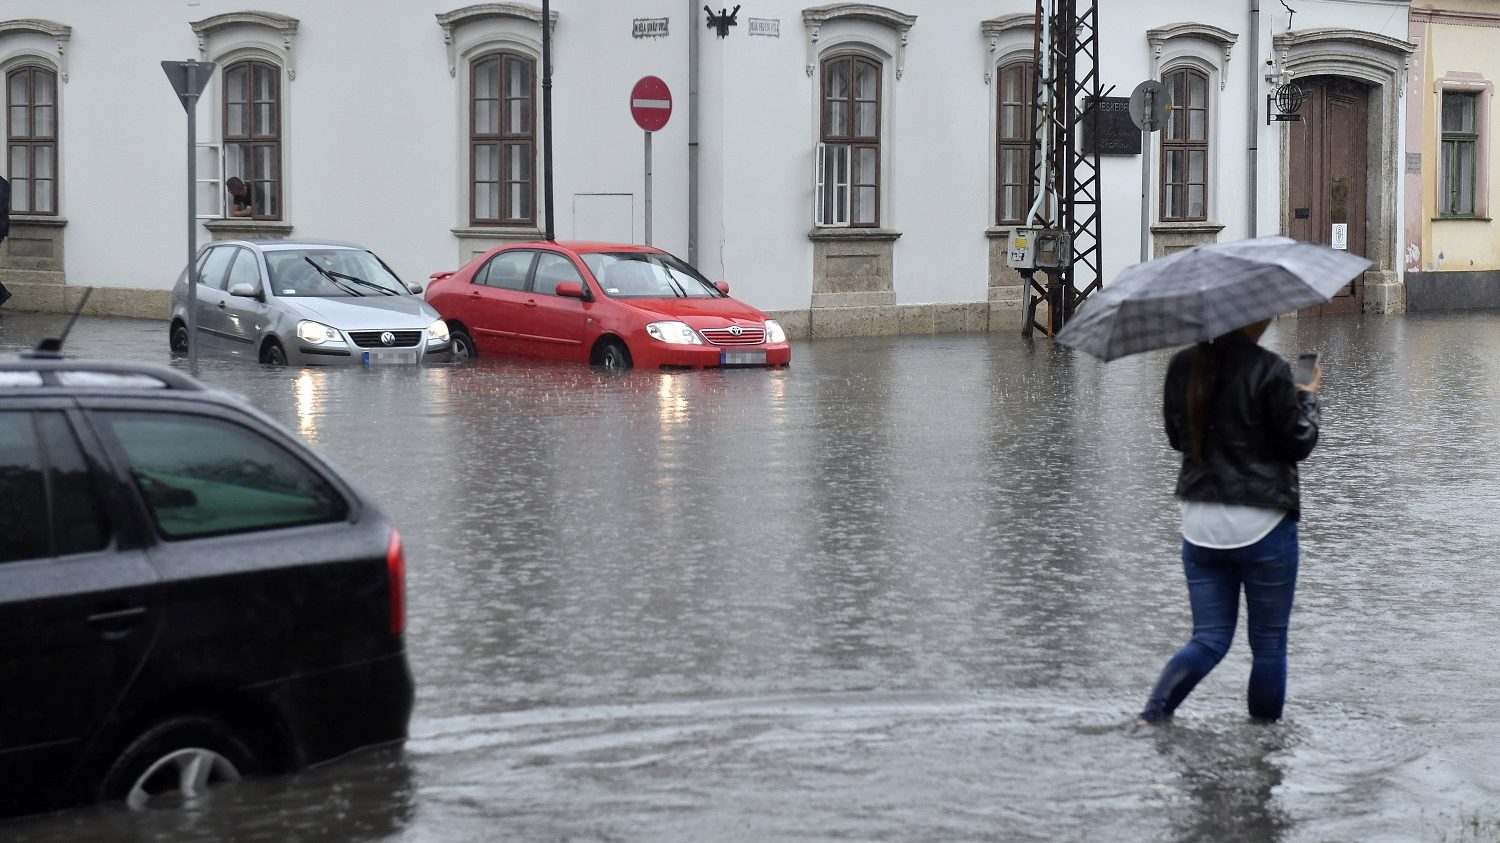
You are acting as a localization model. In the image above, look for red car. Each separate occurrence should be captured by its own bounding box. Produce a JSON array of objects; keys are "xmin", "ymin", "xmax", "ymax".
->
[{"xmin": 424, "ymin": 242, "xmax": 791, "ymax": 370}]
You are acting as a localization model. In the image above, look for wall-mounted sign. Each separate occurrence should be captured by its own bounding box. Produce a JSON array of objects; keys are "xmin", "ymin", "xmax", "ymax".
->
[
  {"xmin": 748, "ymin": 17, "xmax": 780, "ymax": 37},
  {"xmin": 633, "ymin": 17, "xmax": 669, "ymax": 38},
  {"xmin": 1082, "ymin": 96, "xmax": 1141, "ymax": 156},
  {"xmin": 1330, "ymin": 223, "xmax": 1348, "ymax": 250}
]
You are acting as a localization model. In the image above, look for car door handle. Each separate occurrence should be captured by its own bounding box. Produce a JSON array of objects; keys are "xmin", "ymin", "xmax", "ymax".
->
[
  {"xmin": 217, "ymin": 300, "xmax": 227, "ymax": 309},
  {"xmin": 470, "ymin": 290, "xmax": 481, "ymax": 296},
  {"xmin": 524, "ymin": 299, "xmax": 538, "ymax": 308},
  {"xmin": 87, "ymin": 606, "xmax": 148, "ymax": 633}
]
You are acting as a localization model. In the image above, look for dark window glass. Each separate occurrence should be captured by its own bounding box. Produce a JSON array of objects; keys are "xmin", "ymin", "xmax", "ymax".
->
[
  {"xmin": 38, "ymin": 413, "xmax": 109, "ymax": 557},
  {"xmin": 1160, "ymin": 67, "xmax": 1209, "ymax": 222},
  {"xmin": 997, "ymin": 61, "xmax": 1037, "ymax": 225},
  {"xmin": 0, "ymin": 412, "xmax": 48, "ymax": 562},
  {"xmin": 532, "ymin": 252, "xmax": 584, "ymax": 296},
  {"xmin": 817, "ymin": 55, "xmax": 881, "ymax": 227},
  {"xmin": 100, "ymin": 412, "xmax": 346, "ymax": 540},
  {"xmin": 1441, "ymin": 92, "xmax": 1479, "ymax": 217},
  {"xmin": 223, "ymin": 60, "xmax": 282, "ymax": 220},
  {"xmin": 478, "ymin": 250, "xmax": 535, "ymax": 291},
  {"xmin": 6, "ymin": 65, "xmax": 58, "ymax": 215},
  {"xmin": 471, "ymin": 52, "xmax": 536, "ymax": 226}
]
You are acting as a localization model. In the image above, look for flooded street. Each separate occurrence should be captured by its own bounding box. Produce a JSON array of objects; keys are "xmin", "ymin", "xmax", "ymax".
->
[{"xmin": 4, "ymin": 311, "xmax": 1500, "ymax": 842}]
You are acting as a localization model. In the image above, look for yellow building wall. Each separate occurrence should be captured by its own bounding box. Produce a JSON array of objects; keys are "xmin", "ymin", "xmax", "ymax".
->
[{"xmin": 1419, "ymin": 8, "xmax": 1500, "ymax": 270}]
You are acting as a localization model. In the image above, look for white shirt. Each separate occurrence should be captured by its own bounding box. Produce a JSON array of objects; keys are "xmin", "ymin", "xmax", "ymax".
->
[{"xmin": 1180, "ymin": 501, "xmax": 1286, "ymax": 549}]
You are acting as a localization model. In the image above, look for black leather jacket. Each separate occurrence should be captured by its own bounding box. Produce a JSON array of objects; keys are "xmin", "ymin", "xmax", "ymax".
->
[{"xmin": 1163, "ymin": 333, "xmax": 1320, "ymax": 519}]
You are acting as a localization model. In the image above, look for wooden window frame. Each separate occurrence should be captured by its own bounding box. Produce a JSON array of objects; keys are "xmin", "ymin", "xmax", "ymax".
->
[
  {"xmin": 996, "ymin": 60, "xmax": 1037, "ymax": 226},
  {"xmin": 470, "ymin": 51, "xmax": 537, "ymax": 227},
  {"xmin": 222, "ymin": 59, "xmax": 283, "ymax": 221},
  {"xmin": 817, "ymin": 54, "xmax": 881, "ymax": 228},
  {"xmin": 1440, "ymin": 91, "xmax": 1480, "ymax": 218},
  {"xmin": 6, "ymin": 65, "xmax": 59, "ymax": 216},
  {"xmin": 1159, "ymin": 67, "xmax": 1209, "ymax": 223}
]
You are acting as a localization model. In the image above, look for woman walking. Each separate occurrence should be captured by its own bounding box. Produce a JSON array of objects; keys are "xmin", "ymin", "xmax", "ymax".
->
[{"xmin": 1137, "ymin": 318, "xmax": 1321, "ymax": 725}]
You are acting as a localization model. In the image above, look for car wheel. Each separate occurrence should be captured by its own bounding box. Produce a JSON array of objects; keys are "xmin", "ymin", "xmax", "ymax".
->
[
  {"xmin": 260, "ymin": 339, "xmax": 288, "ymax": 366},
  {"xmin": 169, "ymin": 322, "xmax": 190, "ymax": 354},
  {"xmin": 595, "ymin": 339, "xmax": 632, "ymax": 371},
  {"xmin": 450, "ymin": 326, "xmax": 477, "ymax": 362},
  {"xmin": 99, "ymin": 715, "xmax": 259, "ymax": 811}
]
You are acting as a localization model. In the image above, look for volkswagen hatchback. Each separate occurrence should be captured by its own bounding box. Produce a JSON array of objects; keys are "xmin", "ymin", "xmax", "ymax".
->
[
  {"xmin": 424, "ymin": 242, "xmax": 791, "ymax": 369},
  {"xmin": 0, "ymin": 356, "xmax": 412, "ymax": 817}
]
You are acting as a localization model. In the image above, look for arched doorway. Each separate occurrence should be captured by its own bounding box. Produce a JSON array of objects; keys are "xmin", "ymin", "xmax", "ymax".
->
[{"xmin": 1288, "ymin": 75, "xmax": 1370, "ymax": 315}]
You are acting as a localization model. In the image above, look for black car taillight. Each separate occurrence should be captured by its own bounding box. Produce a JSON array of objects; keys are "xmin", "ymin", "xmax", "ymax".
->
[{"xmin": 386, "ymin": 528, "xmax": 406, "ymax": 636}]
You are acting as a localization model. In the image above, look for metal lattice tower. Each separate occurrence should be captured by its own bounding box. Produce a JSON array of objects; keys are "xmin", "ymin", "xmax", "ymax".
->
[{"xmin": 1023, "ymin": 0, "xmax": 1104, "ymax": 337}]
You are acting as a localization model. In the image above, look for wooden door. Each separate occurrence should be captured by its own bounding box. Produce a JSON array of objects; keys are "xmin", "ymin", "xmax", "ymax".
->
[{"xmin": 1287, "ymin": 76, "xmax": 1369, "ymax": 315}]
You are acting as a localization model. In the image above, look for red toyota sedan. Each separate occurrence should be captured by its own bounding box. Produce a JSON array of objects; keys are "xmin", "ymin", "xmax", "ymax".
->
[{"xmin": 424, "ymin": 242, "xmax": 791, "ymax": 370}]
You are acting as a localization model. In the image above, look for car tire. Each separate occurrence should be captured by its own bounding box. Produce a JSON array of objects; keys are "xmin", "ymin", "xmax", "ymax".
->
[
  {"xmin": 450, "ymin": 326, "xmax": 477, "ymax": 362},
  {"xmin": 595, "ymin": 339, "xmax": 632, "ymax": 371},
  {"xmin": 98, "ymin": 714, "xmax": 260, "ymax": 811},
  {"xmin": 169, "ymin": 322, "xmax": 190, "ymax": 354},
  {"xmin": 260, "ymin": 339, "xmax": 288, "ymax": 366}
]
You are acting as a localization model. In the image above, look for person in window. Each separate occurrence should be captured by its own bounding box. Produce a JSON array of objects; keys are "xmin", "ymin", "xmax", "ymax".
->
[
  {"xmin": 1136, "ymin": 318, "xmax": 1321, "ymax": 727},
  {"xmin": 226, "ymin": 177, "xmax": 259, "ymax": 218}
]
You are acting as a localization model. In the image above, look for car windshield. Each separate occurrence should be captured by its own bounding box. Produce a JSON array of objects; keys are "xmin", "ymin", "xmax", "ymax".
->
[
  {"xmin": 581, "ymin": 252, "xmax": 722, "ymax": 299},
  {"xmin": 264, "ymin": 249, "xmax": 409, "ymax": 298}
]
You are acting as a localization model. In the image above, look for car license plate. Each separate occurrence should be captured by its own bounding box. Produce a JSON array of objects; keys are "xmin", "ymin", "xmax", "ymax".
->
[
  {"xmin": 362, "ymin": 350, "xmax": 418, "ymax": 366},
  {"xmin": 720, "ymin": 350, "xmax": 767, "ymax": 366}
]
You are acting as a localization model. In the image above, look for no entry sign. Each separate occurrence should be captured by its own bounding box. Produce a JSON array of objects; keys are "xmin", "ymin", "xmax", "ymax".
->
[{"xmin": 630, "ymin": 76, "xmax": 672, "ymax": 132}]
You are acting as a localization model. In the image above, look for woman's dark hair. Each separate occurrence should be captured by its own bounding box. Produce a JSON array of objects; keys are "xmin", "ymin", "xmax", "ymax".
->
[{"xmin": 1186, "ymin": 340, "xmax": 1216, "ymax": 461}]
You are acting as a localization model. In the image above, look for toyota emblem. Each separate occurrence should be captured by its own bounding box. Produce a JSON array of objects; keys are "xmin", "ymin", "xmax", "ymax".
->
[
  {"xmin": 728, "ymin": 325, "xmax": 743, "ymax": 336},
  {"xmin": 380, "ymin": 331, "xmax": 396, "ymax": 346}
]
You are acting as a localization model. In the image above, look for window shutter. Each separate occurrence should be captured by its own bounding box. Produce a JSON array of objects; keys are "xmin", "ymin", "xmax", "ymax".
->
[
  {"xmin": 815, "ymin": 141, "xmax": 827, "ymax": 226},
  {"xmin": 195, "ymin": 143, "xmax": 224, "ymax": 219}
]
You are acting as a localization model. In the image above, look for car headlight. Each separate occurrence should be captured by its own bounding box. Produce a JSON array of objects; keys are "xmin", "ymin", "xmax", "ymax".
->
[
  {"xmin": 646, "ymin": 321, "xmax": 703, "ymax": 345},
  {"xmin": 297, "ymin": 320, "xmax": 344, "ymax": 345},
  {"xmin": 426, "ymin": 319, "xmax": 450, "ymax": 343},
  {"xmin": 765, "ymin": 319, "xmax": 786, "ymax": 344}
]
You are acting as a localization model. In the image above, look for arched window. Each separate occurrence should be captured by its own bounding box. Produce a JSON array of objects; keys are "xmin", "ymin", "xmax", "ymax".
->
[
  {"xmin": 817, "ymin": 54, "xmax": 880, "ymax": 227},
  {"xmin": 1160, "ymin": 67, "xmax": 1209, "ymax": 222},
  {"xmin": 222, "ymin": 60, "xmax": 282, "ymax": 220},
  {"xmin": 6, "ymin": 65, "xmax": 58, "ymax": 215},
  {"xmin": 470, "ymin": 51, "xmax": 535, "ymax": 226},
  {"xmin": 996, "ymin": 60, "xmax": 1035, "ymax": 226}
]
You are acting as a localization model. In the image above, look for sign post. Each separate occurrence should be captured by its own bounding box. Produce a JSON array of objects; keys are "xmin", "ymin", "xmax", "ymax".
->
[
  {"xmin": 162, "ymin": 59, "xmax": 215, "ymax": 373},
  {"xmin": 1129, "ymin": 79, "xmax": 1169, "ymax": 264},
  {"xmin": 630, "ymin": 76, "xmax": 672, "ymax": 245}
]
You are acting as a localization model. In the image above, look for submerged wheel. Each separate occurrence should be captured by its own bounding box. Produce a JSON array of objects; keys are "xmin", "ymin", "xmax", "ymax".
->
[
  {"xmin": 99, "ymin": 715, "xmax": 259, "ymax": 810},
  {"xmin": 450, "ymin": 326, "xmax": 477, "ymax": 362},
  {"xmin": 260, "ymin": 339, "xmax": 287, "ymax": 366},
  {"xmin": 595, "ymin": 339, "xmax": 632, "ymax": 371},
  {"xmin": 169, "ymin": 322, "xmax": 190, "ymax": 354}
]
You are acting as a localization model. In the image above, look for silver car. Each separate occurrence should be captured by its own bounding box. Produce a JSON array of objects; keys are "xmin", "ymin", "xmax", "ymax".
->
[{"xmin": 169, "ymin": 239, "xmax": 452, "ymax": 366}]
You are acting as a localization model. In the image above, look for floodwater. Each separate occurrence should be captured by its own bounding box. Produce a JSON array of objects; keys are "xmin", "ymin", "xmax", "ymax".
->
[{"xmin": 3, "ymin": 310, "xmax": 1500, "ymax": 842}]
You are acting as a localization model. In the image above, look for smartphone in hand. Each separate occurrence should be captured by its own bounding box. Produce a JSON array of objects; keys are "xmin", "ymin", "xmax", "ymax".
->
[{"xmin": 1295, "ymin": 352, "xmax": 1319, "ymax": 386}]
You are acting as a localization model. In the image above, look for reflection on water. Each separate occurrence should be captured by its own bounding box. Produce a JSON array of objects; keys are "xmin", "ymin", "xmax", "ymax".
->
[{"xmin": 4, "ymin": 313, "xmax": 1500, "ymax": 841}]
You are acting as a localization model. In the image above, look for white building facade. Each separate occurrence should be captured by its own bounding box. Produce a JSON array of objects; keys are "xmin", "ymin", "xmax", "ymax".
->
[{"xmin": 0, "ymin": 0, "xmax": 1414, "ymax": 335}]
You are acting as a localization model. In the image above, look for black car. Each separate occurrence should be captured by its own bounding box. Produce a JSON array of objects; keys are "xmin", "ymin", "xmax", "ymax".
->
[{"xmin": 0, "ymin": 357, "xmax": 413, "ymax": 817}]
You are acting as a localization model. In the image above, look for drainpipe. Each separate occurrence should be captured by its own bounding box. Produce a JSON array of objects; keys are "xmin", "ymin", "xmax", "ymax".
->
[
  {"xmin": 1248, "ymin": 0, "xmax": 1260, "ymax": 237},
  {"xmin": 688, "ymin": 0, "xmax": 700, "ymax": 265}
]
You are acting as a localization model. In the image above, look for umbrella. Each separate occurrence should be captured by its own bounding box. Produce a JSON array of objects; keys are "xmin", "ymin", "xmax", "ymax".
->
[{"xmin": 1054, "ymin": 236, "xmax": 1372, "ymax": 361}]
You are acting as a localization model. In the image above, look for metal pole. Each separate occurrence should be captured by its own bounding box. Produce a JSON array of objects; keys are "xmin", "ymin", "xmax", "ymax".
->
[
  {"xmin": 1248, "ymin": 0, "xmax": 1261, "ymax": 237},
  {"xmin": 644, "ymin": 131, "xmax": 653, "ymax": 245},
  {"xmin": 542, "ymin": 0, "xmax": 555, "ymax": 241},
  {"xmin": 186, "ymin": 61, "xmax": 199, "ymax": 373},
  {"xmin": 688, "ymin": 0, "xmax": 699, "ymax": 265},
  {"xmin": 1140, "ymin": 89, "xmax": 1152, "ymax": 263}
]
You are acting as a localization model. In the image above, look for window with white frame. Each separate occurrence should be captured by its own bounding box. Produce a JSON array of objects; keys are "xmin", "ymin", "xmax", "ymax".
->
[
  {"xmin": 6, "ymin": 64, "xmax": 57, "ymax": 215},
  {"xmin": 817, "ymin": 54, "xmax": 880, "ymax": 227},
  {"xmin": 1440, "ymin": 91, "xmax": 1479, "ymax": 217}
]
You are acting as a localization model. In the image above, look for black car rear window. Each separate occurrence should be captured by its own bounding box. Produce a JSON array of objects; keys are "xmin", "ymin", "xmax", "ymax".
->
[{"xmin": 98, "ymin": 411, "xmax": 347, "ymax": 540}]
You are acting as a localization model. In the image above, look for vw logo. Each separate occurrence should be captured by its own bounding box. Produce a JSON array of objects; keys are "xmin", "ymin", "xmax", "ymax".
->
[
  {"xmin": 380, "ymin": 331, "xmax": 396, "ymax": 346},
  {"xmin": 728, "ymin": 325, "xmax": 743, "ymax": 336}
]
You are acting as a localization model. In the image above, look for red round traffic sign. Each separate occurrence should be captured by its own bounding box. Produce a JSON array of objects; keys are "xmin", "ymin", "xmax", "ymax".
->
[{"xmin": 630, "ymin": 76, "xmax": 672, "ymax": 132}]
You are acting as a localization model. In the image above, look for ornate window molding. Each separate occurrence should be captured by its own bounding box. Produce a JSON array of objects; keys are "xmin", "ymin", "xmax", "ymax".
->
[
  {"xmin": 802, "ymin": 4, "xmax": 916, "ymax": 79},
  {"xmin": 1147, "ymin": 22, "xmax": 1237, "ymax": 90},
  {"xmin": 190, "ymin": 11, "xmax": 299, "ymax": 80},
  {"xmin": 0, "ymin": 19, "xmax": 71, "ymax": 83},
  {"xmin": 437, "ymin": 3, "xmax": 557, "ymax": 78},
  {"xmin": 980, "ymin": 13, "xmax": 1035, "ymax": 85}
]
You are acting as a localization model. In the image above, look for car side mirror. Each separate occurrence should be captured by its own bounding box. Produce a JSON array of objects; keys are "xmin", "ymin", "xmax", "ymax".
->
[
  {"xmin": 228, "ymin": 282, "xmax": 259, "ymax": 298},
  {"xmin": 429, "ymin": 271, "xmax": 455, "ymax": 282},
  {"xmin": 407, "ymin": 283, "xmax": 424, "ymax": 295},
  {"xmin": 555, "ymin": 281, "xmax": 586, "ymax": 299},
  {"xmin": 714, "ymin": 281, "xmax": 730, "ymax": 296}
]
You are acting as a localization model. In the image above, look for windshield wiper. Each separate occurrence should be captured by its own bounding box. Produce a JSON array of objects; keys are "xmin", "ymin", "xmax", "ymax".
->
[
  {"xmin": 314, "ymin": 260, "xmax": 399, "ymax": 296},
  {"xmin": 304, "ymin": 257, "xmax": 365, "ymax": 296},
  {"xmin": 658, "ymin": 262, "xmax": 690, "ymax": 298}
]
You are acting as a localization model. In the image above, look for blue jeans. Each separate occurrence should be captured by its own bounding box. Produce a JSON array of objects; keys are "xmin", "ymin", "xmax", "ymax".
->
[{"xmin": 1140, "ymin": 516, "xmax": 1299, "ymax": 722}]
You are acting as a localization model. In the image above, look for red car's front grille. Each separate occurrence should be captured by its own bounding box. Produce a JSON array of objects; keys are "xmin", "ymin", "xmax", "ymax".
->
[{"xmin": 701, "ymin": 326, "xmax": 766, "ymax": 346}]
